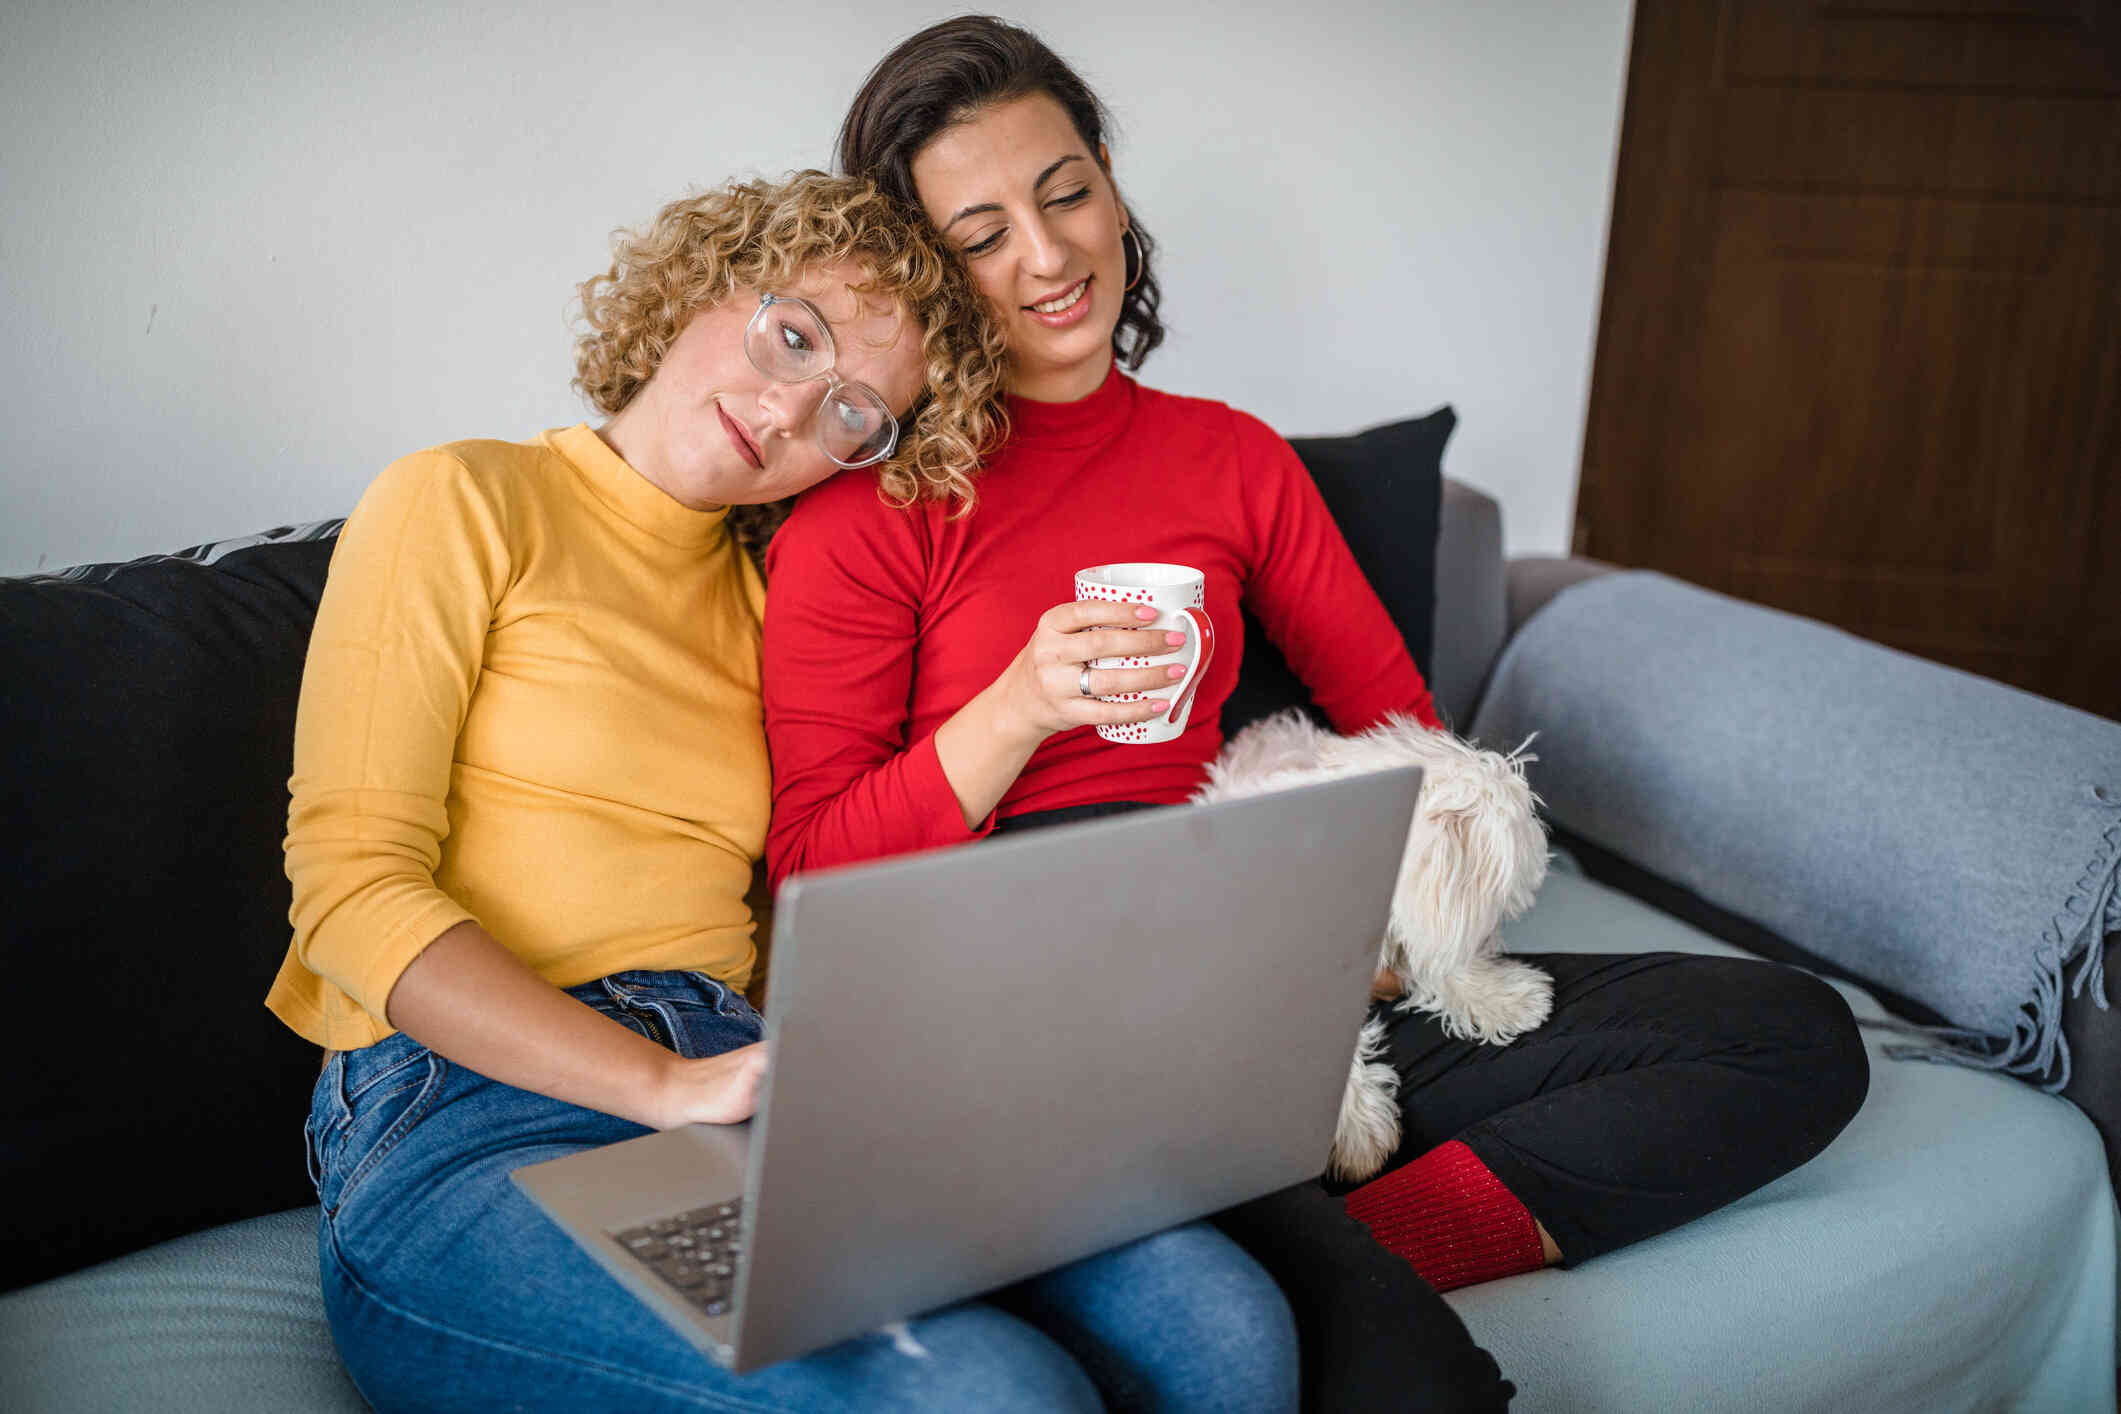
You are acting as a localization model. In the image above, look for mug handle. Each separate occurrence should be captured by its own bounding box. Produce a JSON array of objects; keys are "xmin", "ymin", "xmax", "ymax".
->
[{"xmin": 1165, "ymin": 607, "xmax": 1216, "ymax": 724}]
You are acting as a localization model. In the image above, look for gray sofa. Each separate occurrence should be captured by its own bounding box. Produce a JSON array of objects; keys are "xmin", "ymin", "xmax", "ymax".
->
[
  {"xmin": 2, "ymin": 478, "xmax": 2115, "ymax": 1413},
  {"xmin": 1431, "ymin": 484, "xmax": 2118, "ymax": 1411}
]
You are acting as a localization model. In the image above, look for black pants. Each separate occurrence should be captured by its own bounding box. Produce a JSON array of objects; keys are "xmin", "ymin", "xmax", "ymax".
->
[
  {"xmin": 1331, "ymin": 950, "xmax": 1870, "ymax": 1264},
  {"xmin": 1210, "ymin": 1181, "xmax": 1517, "ymax": 1412},
  {"xmin": 994, "ymin": 805, "xmax": 1869, "ymax": 1412}
]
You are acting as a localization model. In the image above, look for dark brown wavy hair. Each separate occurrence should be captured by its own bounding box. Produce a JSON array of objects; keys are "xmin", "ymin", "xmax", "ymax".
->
[{"xmin": 836, "ymin": 14, "xmax": 1165, "ymax": 372}]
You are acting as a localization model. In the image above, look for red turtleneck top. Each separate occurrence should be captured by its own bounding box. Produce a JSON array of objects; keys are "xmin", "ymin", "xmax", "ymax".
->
[{"xmin": 762, "ymin": 369, "xmax": 1439, "ymax": 887}]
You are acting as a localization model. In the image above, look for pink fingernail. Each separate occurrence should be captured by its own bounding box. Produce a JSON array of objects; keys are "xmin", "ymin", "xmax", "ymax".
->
[
  {"xmin": 1136, "ymin": 607, "xmax": 1157, "ymax": 620},
  {"xmin": 1165, "ymin": 631, "xmax": 1185, "ymax": 645},
  {"xmin": 1167, "ymin": 665, "xmax": 1185, "ymax": 679}
]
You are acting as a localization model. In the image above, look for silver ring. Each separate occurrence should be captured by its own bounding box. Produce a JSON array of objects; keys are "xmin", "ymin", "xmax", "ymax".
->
[{"xmin": 1078, "ymin": 665, "xmax": 1095, "ymax": 698}]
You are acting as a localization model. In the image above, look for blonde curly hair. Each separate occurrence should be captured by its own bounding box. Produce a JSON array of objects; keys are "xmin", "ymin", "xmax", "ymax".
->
[{"xmin": 574, "ymin": 171, "xmax": 1007, "ymax": 555}]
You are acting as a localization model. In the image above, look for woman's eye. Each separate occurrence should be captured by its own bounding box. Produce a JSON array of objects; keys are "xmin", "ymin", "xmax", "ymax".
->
[
  {"xmin": 963, "ymin": 229, "xmax": 1004, "ymax": 257},
  {"xmin": 777, "ymin": 322, "xmax": 814, "ymax": 354},
  {"xmin": 1051, "ymin": 187, "xmax": 1091, "ymax": 207}
]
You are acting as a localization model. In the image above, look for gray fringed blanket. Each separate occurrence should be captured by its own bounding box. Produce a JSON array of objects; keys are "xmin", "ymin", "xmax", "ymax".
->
[{"xmin": 1471, "ymin": 572, "xmax": 2120, "ymax": 1089}]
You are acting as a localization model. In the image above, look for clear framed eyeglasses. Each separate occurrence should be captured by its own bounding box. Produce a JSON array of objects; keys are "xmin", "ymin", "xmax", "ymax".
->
[{"xmin": 744, "ymin": 293, "xmax": 901, "ymax": 469}]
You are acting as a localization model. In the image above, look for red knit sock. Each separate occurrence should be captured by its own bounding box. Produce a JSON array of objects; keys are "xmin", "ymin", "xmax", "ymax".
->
[{"xmin": 1343, "ymin": 1140, "xmax": 1549, "ymax": 1292}]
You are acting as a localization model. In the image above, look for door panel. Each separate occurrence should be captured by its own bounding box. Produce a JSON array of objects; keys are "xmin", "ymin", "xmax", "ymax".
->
[{"xmin": 1579, "ymin": 0, "xmax": 2120, "ymax": 718}]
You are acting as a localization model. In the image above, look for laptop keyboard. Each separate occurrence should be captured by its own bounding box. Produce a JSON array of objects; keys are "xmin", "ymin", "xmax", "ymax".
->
[{"xmin": 610, "ymin": 1199, "xmax": 744, "ymax": 1318}]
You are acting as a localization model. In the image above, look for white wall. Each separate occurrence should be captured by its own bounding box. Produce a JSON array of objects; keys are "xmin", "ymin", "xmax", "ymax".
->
[{"xmin": 0, "ymin": 0, "xmax": 1633, "ymax": 574}]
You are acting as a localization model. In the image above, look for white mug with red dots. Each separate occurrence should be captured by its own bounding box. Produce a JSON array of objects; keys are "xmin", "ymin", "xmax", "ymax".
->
[{"xmin": 1073, "ymin": 562, "xmax": 1217, "ymax": 745}]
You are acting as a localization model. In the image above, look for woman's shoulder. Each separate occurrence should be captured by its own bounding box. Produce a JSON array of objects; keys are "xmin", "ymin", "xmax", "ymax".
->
[
  {"xmin": 347, "ymin": 434, "xmax": 566, "ymax": 549},
  {"xmin": 779, "ymin": 469, "xmax": 875, "ymax": 538},
  {"xmin": 768, "ymin": 470, "xmax": 941, "ymax": 578},
  {"xmin": 368, "ymin": 435, "xmax": 551, "ymax": 500},
  {"xmin": 781, "ymin": 468, "xmax": 947, "ymax": 538},
  {"xmin": 1127, "ymin": 379, "xmax": 1294, "ymax": 460}
]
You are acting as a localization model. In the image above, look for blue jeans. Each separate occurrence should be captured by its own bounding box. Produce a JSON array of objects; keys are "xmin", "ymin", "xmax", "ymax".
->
[{"xmin": 305, "ymin": 969, "xmax": 1299, "ymax": 1413}]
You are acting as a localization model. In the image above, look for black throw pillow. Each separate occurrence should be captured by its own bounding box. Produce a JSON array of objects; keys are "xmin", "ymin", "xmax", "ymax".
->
[
  {"xmin": 0, "ymin": 522, "xmax": 342, "ymax": 1289},
  {"xmin": 1221, "ymin": 407, "xmax": 1454, "ymax": 738}
]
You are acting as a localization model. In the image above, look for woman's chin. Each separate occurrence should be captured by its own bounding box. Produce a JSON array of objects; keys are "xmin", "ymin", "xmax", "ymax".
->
[{"xmin": 1009, "ymin": 325, "xmax": 1118, "ymax": 401}]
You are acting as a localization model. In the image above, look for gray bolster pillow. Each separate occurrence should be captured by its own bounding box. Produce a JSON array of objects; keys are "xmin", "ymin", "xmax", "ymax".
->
[{"xmin": 1470, "ymin": 571, "xmax": 2120, "ymax": 1089}]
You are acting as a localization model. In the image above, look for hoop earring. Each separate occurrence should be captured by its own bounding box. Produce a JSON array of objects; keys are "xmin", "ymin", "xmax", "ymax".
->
[{"xmin": 1122, "ymin": 227, "xmax": 1144, "ymax": 292}]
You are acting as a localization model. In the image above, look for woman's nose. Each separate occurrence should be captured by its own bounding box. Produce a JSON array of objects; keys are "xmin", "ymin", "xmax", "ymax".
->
[
  {"xmin": 757, "ymin": 379, "xmax": 828, "ymax": 437},
  {"xmin": 1018, "ymin": 213, "xmax": 1070, "ymax": 278}
]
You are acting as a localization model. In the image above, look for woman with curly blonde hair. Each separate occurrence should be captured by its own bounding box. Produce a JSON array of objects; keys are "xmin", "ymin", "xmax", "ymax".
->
[{"xmin": 268, "ymin": 170, "xmax": 1299, "ymax": 1412}]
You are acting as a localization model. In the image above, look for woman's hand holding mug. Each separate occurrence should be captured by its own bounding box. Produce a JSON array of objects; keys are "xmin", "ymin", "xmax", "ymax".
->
[
  {"xmin": 1072, "ymin": 563, "xmax": 1216, "ymax": 745},
  {"xmin": 935, "ymin": 563, "xmax": 1218, "ymax": 830},
  {"xmin": 993, "ymin": 599, "xmax": 1191, "ymax": 743}
]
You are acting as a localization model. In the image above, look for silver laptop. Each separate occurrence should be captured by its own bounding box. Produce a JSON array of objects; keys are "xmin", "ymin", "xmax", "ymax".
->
[{"xmin": 512, "ymin": 765, "xmax": 1422, "ymax": 1373}]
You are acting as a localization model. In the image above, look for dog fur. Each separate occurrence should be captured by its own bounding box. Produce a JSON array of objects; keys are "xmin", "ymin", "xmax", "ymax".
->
[{"xmin": 1191, "ymin": 711, "xmax": 1553, "ymax": 1181}]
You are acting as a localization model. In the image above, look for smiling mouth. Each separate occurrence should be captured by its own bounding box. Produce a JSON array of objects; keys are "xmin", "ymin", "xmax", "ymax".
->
[
  {"xmin": 1026, "ymin": 278, "xmax": 1090, "ymax": 314},
  {"xmin": 718, "ymin": 403, "xmax": 763, "ymax": 470}
]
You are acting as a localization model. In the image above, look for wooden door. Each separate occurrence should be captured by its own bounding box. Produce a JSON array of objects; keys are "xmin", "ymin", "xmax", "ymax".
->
[{"xmin": 1577, "ymin": 0, "xmax": 2121, "ymax": 721}]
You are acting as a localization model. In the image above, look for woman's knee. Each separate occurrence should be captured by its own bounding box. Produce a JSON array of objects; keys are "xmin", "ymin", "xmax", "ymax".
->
[
  {"xmin": 1101, "ymin": 1222, "xmax": 1300, "ymax": 1412},
  {"xmin": 1154, "ymin": 1223, "xmax": 1299, "ymax": 1403},
  {"xmin": 854, "ymin": 1305, "xmax": 1105, "ymax": 1414},
  {"xmin": 1735, "ymin": 962, "xmax": 1871, "ymax": 1151},
  {"xmin": 1011, "ymin": 1221, "xmax": 1300, "ymax": 1413},
  {"xmin": 1795, "ymin": 968, "xmax": 1870, "ymax": 1138}
]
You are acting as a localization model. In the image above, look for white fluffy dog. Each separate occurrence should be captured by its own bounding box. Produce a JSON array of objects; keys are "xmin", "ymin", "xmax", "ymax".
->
[{"xmin": 1191, "ymin": 711, "xmax": 1553, "ymax": 1181}]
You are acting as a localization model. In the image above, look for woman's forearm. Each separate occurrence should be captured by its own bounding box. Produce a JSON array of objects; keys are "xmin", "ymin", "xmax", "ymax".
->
[
  {"xmin": 932, "ymin": 681, "xmax": 1047, "ymax": 828},
  {"xmin": 382, "ymin": 921, "xmax": 757, "ymax": 1130},
  {"xmin": 930, "ymin": 604, "xmax": 1182, "ymax": 828}
]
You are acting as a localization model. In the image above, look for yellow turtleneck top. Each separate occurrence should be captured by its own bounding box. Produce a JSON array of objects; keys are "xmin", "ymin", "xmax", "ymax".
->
[{"xmin": 267, "ymin": 425, "xmax": 768, "ymax": 1050}]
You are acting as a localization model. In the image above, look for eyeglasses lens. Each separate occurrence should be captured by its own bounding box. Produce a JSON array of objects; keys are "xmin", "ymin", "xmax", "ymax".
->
[
  {"xmin": 748, "ymin": 301, "xmax": 830, "ymax": 381},
  {"xmin": 822, "ymin": 387, "xmax": 894, "ymax": 465}
]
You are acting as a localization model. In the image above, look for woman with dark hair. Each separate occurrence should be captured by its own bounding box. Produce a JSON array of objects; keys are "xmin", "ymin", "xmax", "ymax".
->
[
  {"xmin": 835, "ymin": 14, "xmax": 1169, "ymax": 379},
  {"xmin": 762, "ymin": 16, "xmax": 1869, "ymax": 1412}
]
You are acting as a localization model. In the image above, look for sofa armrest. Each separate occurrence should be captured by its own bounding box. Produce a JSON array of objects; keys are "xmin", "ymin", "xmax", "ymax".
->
[
  {"xmin": 1430, "ymin": 478, "xmax": 1505, "ymax": 730},
  {"xmin": 1505, "ymin": 555, "xmax": 1616, "ymax": 639},
  {"xmin": 1469, "ymin": 570, "xmax": 2121, "ymax": 1170}
]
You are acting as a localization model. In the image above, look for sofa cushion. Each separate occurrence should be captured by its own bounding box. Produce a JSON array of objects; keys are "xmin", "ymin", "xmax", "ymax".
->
[
  {"xmin": 0, "ymin": 1206, "xmax": 366, "ymax": 1414},
  {"xmin": 1223, "ymin": 407, "xmax": 1454, "ymax": 736},
  {"xmin": 0, "ymin": 524, "xmax": 342, "ymax": 1289},
  {"xmin": 1448, "ymin": 869, "xmax": 2118, "ymax": 1412}
]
